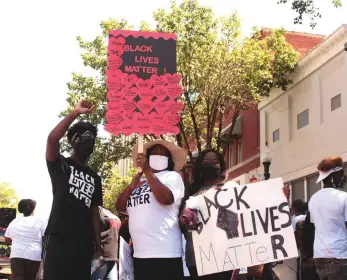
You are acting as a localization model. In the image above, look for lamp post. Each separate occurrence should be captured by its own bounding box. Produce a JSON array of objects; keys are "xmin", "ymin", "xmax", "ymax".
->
[{"xmin": 261, "ymin": 142, "xmax": 272, "ymax": 181}]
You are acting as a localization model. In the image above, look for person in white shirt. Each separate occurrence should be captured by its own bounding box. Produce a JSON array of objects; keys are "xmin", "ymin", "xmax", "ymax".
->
[
  {"xmin": 309, "ymin": 156, "xmax": 347, "ymax": 280},
  {"xmin": 291, "ymin": 199, "xmax": 307, "ymax": 231},
  {"xmin": 5, "ymin": 199, "xmax": 46, "ymax": 280},
  {"xmin": 116, "ymin": 140, "xmax": 186, "ymax": 280}
]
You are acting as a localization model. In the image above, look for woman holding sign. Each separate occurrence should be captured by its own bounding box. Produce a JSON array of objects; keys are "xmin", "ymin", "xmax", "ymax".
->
[
  {"xmin": 179, "ymin": 149, "xmax": 234, "ymax": 280},
  {"xmin": 116, "ymin": 140, "xmax": 186, "ymax": 280}
]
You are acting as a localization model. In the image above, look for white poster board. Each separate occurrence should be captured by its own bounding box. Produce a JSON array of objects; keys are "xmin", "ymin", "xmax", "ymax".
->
[
  {"xmin": 189, "ymin": 178, "xmax": 298, "ymax": 276},
  {"xmin": 119, "ymin": 237, "xmax": 134, "ymax": 280}
]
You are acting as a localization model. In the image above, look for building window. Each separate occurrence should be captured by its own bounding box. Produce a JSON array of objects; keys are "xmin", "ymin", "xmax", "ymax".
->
[
  {"xmin": 273, "ymin": 129, "xmax": 280, "ymax": 142},
  {"xmin": 228, "ymin": 145, "xmax": 233, "ymax": 168},
  {"xmin": 292, "ymin": 178, "xmax": 305, "ymax": 201},
  {"xmin": 297, "ymin": 109, "xmax": 309, "ymax": 129},
  {"xmin": 237, "ymin": 140, "xmax": 243, "ymax": 164},
  {"xmin": 331, "ymin": 94, "xmax": 341, "ymax": 111},
  {"xmin": 307, "ymin": 173, "xmax": 320, "ymax": 199}
]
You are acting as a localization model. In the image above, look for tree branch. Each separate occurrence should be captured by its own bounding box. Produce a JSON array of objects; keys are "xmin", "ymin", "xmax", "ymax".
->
[
  {"xmin": 183, "ymin": 91, "xmax": 201, "ymax": 152},
  {"xmin": 179, "ymin": 121, "xmax": 193, "ymax": 163}
]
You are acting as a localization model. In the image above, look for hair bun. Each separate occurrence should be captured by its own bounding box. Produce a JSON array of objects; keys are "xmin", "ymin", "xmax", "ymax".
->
[{"xmin": 317, "ymin": 157, "xmax": 343, "ymax": 172}]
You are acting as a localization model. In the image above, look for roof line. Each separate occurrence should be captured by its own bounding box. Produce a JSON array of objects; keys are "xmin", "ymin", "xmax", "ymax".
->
[{"xmin": 261, "ymin": 27, "xmax": 326, "ymax": 38}]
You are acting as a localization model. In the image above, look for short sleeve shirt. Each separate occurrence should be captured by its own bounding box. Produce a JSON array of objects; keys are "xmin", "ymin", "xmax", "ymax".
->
[
  {"xmin": 45, "ymin": 156, "xmax": 102, "ymax": 241},
  {"xmin": 309, "ymin": 188, "xmax": 347, "ymax": 258},
  {"xmin": 126, "ymin": 170, "xmax": 185, "ymax": 258},
  {"xmin": 5, "ymin": 216, "xmax": 46, "ymax": 261}
]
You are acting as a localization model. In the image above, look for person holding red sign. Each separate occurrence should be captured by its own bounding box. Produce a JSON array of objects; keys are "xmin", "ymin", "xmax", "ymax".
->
[{"xmin": 116, "ymin": 140, "xmax": 187, "ymax": 280}]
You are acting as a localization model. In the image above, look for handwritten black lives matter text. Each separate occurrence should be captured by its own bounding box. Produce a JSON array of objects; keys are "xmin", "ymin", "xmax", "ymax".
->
[{"xmin": 196, "ymin": 185, "xmax": 292, "ymax": 274}]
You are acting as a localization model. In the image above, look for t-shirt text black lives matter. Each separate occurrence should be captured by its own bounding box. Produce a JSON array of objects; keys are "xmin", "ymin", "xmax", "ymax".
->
[
  {"xmin": 126, "ymin": 170, "xmax": 185, "ymax": 259},
  {"xmin": 45, "ymin": 156, "xmax": 102, "ymax": 241}
]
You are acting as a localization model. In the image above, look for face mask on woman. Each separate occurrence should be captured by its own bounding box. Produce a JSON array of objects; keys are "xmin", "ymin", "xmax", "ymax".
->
[
  {"xmin": 149, "ymin": 155, "xmax": 169, "ymax": 171},
  {"xmin": 201, "ymin": 163, "xmax": 221, "ymax": 182}
]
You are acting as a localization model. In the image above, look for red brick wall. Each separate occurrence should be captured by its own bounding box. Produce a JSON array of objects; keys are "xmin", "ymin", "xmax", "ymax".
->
[
  {"xmin": 227, "ymin": 157, "xmax": 261, "ymax": 180},
  {"xmin": 224, "ymin": 104, "xmax": 260, "ymax": 169},
  {"xmin": 261, "ymin": 29, "xmax": 325, "ymax": 58}
]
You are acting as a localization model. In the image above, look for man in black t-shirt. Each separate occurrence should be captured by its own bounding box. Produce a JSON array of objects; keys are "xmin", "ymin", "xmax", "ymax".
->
[{"xmin": 43, "ymin": 100, "xmax": 103, "ymax": 280}]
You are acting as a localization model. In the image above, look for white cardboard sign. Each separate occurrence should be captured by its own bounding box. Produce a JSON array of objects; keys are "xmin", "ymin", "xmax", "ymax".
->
[
  {"xmin": 190, "ymin": 178, "xmax": 298, "ymax": 276},
  {"xmin": 119, "ymin": 237, "xmax": 134, "ymax": 280}
]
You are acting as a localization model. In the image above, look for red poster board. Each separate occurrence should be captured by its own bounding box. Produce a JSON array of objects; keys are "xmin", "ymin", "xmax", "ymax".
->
[{"xmin": 105, "ymin": 30, "xmax": 183, "ymax": 136}]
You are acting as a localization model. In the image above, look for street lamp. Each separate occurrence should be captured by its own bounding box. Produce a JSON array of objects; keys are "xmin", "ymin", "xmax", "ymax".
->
[{"xmin": 261, "ymin": 142, "xmax": 272, "ymax": 181}]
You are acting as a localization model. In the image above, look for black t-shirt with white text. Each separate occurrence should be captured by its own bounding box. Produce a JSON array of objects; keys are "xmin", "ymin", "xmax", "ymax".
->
[{"xmin": 45, "ymin": 156, "xmax": 103, "ymax": 242}]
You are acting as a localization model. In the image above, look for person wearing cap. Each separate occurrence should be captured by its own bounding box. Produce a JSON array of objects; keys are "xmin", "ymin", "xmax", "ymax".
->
[
  {"xmin": 309, "ymin": 156, "xmax": 347, "ymax": 280},
  {"xmin": 116, "ymin": 140, "xmax": 187, "ymax": 280}
]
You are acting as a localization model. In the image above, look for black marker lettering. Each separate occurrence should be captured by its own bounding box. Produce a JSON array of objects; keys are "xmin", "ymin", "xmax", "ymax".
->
[
  {"xmin": 214, "ymin": 189, "xmax": 233, "ymax": 209},
  {"xmin": 251, "ymin": 211, "xmax": 257, "ymax": 235},
  {"xmin": 278, "ymin": 202, "xmax": 291, "ymax": 228},
  {"xmin": 269, "ymin": 206, "xmax": 280, "ymax": 232},
  {"xmin": 240, "ymin": 213, "xmax": 252, "ymax": 237},
  {"xmin": 234, "ymin": 186, "xmax": 250, "ymax": 210},
  {"xmin": 205, "ymin": 196, "xmax": 218, "ymax": 217},
  {"xmin": 271, "ymin": 234, "xmax": 288, "ymax": 259},
  {"xmin": 256, "ymin": 208, "xmax": 269, "ymax": 233}
]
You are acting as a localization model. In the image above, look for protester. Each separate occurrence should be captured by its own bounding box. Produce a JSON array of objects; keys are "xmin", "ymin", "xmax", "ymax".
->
[
  {"xmin": 179, "ymin": 149, "xmax": 233, "ymax": 280},
  {"xmin": 116, "ymin": 140, "xmax": 186, "ymax": 280},
  {"xmin": 309, "ymin": 156, "xmax": 347, "ymax": 280},
  {"xmin": 91, "ymin": 207, "xmax": 121, "ymax": 280},
  {"xmin": 291, "ymin": 199, "xmax": 307, "ymax": 231},
  {"xmin": 4, "ymin": 199, "xmax": 46, "ymax": 280},
  {"xmin": 44, "ymin": 100, "xmax": 103, "ymax": 280}
]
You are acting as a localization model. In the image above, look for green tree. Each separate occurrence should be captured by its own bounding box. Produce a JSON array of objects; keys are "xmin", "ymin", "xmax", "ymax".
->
[
  {"xmin": 60, "ymin": 0, "xmax": 299, "ymax": 181},
  {"xmin": 59, "ymin": 19, "xmax": 137, "ymax": 182},
  {"xmin": 0, "ymin": 183, "xmax": 18, "ymax": 208},
  {"xmin": 154, "ymin": 0, "xmax": 299, "ymax": 161},
  {"xmin": 103, "ymin": 166, "xmax": 137, "ymax": 213},
  {"xmin": 278, "ymin": 0, "xmax": 342, "ymax": 28}
]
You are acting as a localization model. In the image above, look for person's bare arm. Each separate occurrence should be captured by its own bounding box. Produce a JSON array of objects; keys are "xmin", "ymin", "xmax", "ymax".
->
[
  {"xmin": 116, "ymin": 172, "xmax": 142, "ymax": 212},
  {"xmin": 5, "ymin": 237, "xmax": 11, "ymax": 245},
  {"xmin": 136, "ymin": 153, "xmax": 174, "ymax": 205},
  {"xmin": 144, "ymin": 169, "xmax": 174, "ymax": 205},
  {"xmin": 46, "ymin": 100, "xmax": 94, "ymax": 162},
  {"xmin": 91, "ymin": 206, "xmax": 102, "ymax": 257}
]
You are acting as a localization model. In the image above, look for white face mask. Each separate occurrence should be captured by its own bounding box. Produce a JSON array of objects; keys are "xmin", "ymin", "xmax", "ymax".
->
[{"xmin": 149, "ymin": 155, "xmax": 169, "ymax": 171}]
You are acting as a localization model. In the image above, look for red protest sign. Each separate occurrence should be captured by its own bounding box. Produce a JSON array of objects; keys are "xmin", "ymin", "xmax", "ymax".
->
[{"xmin": 105, "ymin": 30, "xmax": 183, "ymax": 136}]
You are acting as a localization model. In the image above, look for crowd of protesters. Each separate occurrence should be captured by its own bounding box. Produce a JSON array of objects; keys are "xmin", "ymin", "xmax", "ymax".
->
[{"xmin": 4, "ymin": 100, "xmax": 347, "ymax": 280}]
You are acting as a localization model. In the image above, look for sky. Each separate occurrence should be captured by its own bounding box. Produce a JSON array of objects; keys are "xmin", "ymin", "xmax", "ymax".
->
[{"xmin": 0, "ymin": 0, "xmax": 346, "ymax": 219}]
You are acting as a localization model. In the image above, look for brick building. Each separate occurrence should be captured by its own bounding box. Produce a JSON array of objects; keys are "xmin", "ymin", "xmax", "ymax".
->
[{"xmin": 224, "ymin": 29, "xmax": 325, "ymax": 184}]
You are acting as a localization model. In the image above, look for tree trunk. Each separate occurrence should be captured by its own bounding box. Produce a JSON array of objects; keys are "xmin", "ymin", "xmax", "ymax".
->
[{"xmin": 179, "ymin": 121, "xmax": 193, "ymax": 163}]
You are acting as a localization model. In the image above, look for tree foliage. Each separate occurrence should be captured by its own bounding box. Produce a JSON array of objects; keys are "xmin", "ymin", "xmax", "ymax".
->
[
  {"xmin": 60, "ymin": 0, "xmax": 299, "ymax": 183},
  {"xmin": 154, "ymin": 0, "xmax": 299, "ymax": 161},
  {"xmin": 0, "ymin": 183, "xmax": 18, "ymax": 208},
  {"xmin": 103, "ymin": 166, "xmax": 137, "ymax": 213},
  {"xmin": 59, "ymin": 19, "xmax": 137, "ymax": 182},
  {"xmin": 278, "ymin": 0, "xmax": 342, "ymax": 28}
]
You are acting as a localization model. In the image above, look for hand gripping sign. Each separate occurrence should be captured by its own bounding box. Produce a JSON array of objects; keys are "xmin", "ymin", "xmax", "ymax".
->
[{"xmin": 105, "ymin": 30, "xmax": 184, "ymax": 137}]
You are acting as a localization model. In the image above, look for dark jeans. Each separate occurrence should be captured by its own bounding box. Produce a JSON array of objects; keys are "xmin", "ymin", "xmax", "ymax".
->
[
  {"xmin": 43, "ymin": 234, "xmax": 93, "ymax": 280},
  {"xmin": 91, "ymin": 261, "xmax": 118, "ymax": 280},
  {"xmin": 314, "ymin": 258, "xmax": 347, "ymax": 280},
  {"xmin": 134, "ymin": 257, "xmax": 184, "ymax": 280},
  {"xmin": 187, "ymin": 265, "xmax": 233, "ymax": 280},
  {"xmin": 10, "ymin": 258, "xmax": 40, "ymax": 280}
]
